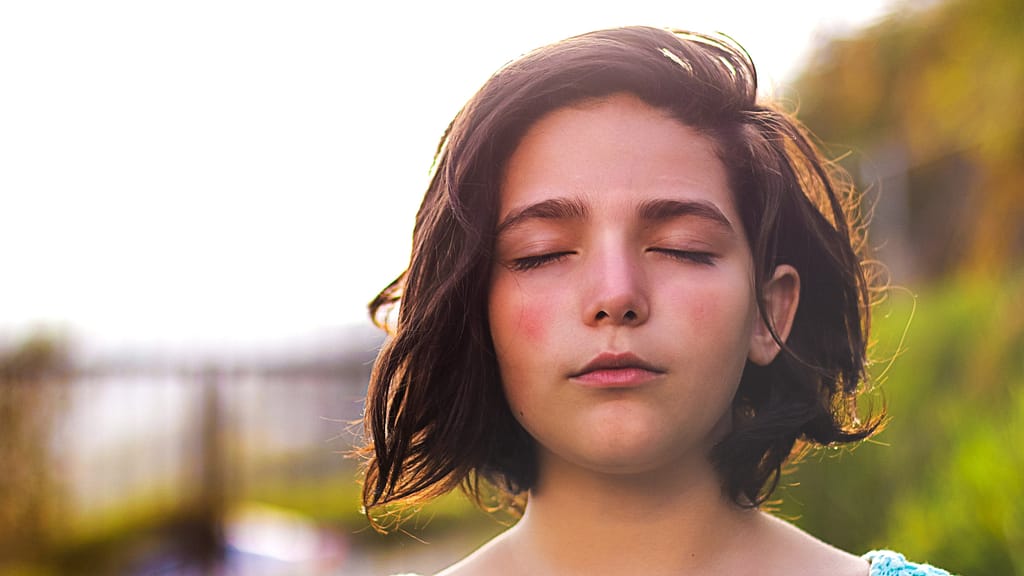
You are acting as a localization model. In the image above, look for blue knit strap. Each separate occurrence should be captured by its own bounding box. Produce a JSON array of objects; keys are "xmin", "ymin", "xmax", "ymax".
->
[{"xmin": 864, "ymin": 550, "xmax": 952, "ymax": 575}]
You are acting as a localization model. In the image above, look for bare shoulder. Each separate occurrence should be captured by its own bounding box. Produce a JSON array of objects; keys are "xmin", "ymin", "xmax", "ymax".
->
[
  {"xmin": 755, "ymin": 512, "xmax": 870, "ymax": 576},
  {"xmin": 433, "ymin": 529, "xmax": 517, "ymax": 576}
]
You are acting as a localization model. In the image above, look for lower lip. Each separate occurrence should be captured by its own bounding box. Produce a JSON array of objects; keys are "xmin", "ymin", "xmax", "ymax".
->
[{"xmin": 572, "ymin": 367, "xmax": 662, "ymax": 388}]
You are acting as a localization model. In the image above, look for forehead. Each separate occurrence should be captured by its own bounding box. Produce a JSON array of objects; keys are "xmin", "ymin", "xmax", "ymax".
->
[{"xmin": 498, "ymin": 94, "xmax": 738, "ymax": 225}]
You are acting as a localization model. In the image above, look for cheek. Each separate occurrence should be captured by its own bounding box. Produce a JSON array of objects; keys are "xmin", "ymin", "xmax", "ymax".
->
[
  {"xmin": 489, "ymin": 277, "xmax": 557, "ymax": 347},
  {"xmin": 664, "ymin": 274, "xmax": 755, "ymax": 347},
  {"xmin": 688, "ymin": 294, "xmax": 712, "ymax": 325},
  {"xmin": 517, "ymin": 301, "xmax": 551, "ymax": 343},
  {"xmin": 665, "ymin": 280, "xmax": 718, "ymax": 318}
]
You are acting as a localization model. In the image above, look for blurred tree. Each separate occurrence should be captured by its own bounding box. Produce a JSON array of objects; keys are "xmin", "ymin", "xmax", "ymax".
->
[
  {"xmin": 0, "ymin": 333, "xmax": 70, "ymax": 564},
  {"xmin": 794, "ymin": 0, "xmax": 1024, "ymax": 280}
]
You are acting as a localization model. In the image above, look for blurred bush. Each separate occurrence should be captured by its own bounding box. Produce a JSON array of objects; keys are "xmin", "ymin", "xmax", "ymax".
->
[{"xmin": 779, "ymin": 273, "xmax": 1024, "ymax": 575}]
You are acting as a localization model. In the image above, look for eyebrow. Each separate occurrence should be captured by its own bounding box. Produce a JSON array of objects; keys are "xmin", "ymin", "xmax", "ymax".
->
[
  {"xmin": 495, "ymin": 197, "xmax": 589, "ymax": 235},
  {"xmin": 496, "ymin": 196, "xmax": 735, "ymax": 236},
  {"xmin": 636, "ymin": 198, "xmax": 735, "ymax": 232}
]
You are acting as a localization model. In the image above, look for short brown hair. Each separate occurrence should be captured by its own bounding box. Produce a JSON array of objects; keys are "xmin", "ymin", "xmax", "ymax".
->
[{"xmin": 360, "ymin": 26, "xmax": 882, "ymax": 527}]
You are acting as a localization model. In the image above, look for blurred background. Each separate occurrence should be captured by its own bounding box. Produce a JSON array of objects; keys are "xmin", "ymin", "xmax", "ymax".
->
[{"xmin": 1, "ymin": 0, "xmax": 1021, "ymax": 574}]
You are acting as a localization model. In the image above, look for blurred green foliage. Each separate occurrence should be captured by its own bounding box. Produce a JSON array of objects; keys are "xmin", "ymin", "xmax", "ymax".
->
[{"xmin": 779, "ymin": 272, "xmax": 1024, "ymax": 575}]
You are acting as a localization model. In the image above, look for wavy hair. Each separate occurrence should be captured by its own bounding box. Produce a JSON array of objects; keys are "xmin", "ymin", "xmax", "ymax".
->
[{"xmin": 360, "ymin": 26, "xmax": 883, "ymax": 528}]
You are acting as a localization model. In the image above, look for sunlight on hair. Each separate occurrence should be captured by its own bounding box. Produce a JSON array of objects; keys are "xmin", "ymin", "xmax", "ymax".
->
[{"xmin": 659, "ymin": 47, "xmax": 692, "ymax": 72}]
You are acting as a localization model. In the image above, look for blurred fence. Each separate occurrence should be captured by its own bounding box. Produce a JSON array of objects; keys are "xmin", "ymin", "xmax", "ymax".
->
[
  {"xmin": 50, "ymin": 367, "xmax": 364, "ymax": 530},
  {"xmin": 0, "ymin": 329, "xmax": 469, "ymax": 574}
]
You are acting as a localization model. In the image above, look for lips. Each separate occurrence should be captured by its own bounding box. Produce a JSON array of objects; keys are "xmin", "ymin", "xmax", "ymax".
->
[{"xmin": 570, "ymin": 352, "xmax": 666, "ymax": 388}]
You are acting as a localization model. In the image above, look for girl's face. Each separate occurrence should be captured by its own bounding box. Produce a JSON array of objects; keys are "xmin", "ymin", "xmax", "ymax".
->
[{"xmin": 489, "ymin": 94, "xmax": 761, "ymax": 478}]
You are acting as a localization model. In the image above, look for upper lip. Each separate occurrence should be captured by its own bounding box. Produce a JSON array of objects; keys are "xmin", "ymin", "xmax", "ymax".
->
[{"xmin": 570, "ymin": 352, "xmax": 666, "ymax": 378}]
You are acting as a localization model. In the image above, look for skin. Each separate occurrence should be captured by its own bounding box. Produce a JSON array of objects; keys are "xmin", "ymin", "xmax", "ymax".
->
[{"xmin": 437, "ymin": 94, "xmax": 867, "ymax": 576}]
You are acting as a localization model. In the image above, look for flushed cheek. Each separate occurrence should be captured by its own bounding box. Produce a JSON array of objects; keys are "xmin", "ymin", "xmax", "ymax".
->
[
  {"xmin": 490, "ymin": 278, "xmax": 560, "ymax": 347},
  {"xmin": 513, "ymin": 297, "xmax": 553, "ymax": 345}
]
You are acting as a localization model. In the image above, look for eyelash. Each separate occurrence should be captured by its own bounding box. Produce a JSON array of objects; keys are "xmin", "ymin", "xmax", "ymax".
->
[
  {"xmin": 649, "ymin": 248, "xmax": 717, "ymax": 265},
  {"xmin": 508, "ymin": 252, "xmax": 574, "ymax": 271},
  {"xmin": 507, "ymin": 248, "xmax": 716, "ymax": 271}
]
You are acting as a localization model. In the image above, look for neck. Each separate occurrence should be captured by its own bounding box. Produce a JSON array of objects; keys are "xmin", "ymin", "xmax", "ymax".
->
[{"xmin": 505, "ymin": 453, "xmax": 759, "ymax": 576}]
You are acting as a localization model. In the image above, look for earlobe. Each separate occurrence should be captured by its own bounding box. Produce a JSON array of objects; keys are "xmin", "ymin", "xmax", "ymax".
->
[{"xmin": 748, "ymin": 264, "xmax": 800, "ymax": 366}]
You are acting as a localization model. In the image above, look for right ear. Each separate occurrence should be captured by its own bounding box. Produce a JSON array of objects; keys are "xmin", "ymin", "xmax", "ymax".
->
[{"xmin": 748, "ymin": 264, "xmax": 800, "ymax": 366}]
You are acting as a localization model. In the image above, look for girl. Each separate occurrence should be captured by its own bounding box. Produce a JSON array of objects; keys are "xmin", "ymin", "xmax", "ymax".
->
[{"xmin": 360, "ymin": 26, "xmax": 952, "ymax": 576}]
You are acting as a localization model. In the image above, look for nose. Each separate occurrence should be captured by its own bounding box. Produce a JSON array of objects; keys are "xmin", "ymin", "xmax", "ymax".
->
[{"xmin": 582, "ymin": 251, "xmax": 650, "ymax": 327}]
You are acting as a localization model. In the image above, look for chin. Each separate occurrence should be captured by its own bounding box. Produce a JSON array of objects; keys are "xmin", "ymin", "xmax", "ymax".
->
[{"xmin": 559, "ymin": 432, "xmax": 699, "ymax": 477}]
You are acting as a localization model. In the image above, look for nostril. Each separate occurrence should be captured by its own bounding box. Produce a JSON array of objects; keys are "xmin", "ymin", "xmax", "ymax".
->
[
  {"xmin": 624, "ymin": 310, "xmax": 637, "ymax": 321},
  {"xmin": 595, "ymin": 310, "xmax": 609, "ymax": 320}
]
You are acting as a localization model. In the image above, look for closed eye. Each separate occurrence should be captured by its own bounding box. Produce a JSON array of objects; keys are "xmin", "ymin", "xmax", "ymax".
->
[
  {"xmin": 507, "ymin": 251, "xmax": 574, "ymax": 271},
  {"xmin": 648, "ymin": 248, "xmax": 717, "ymax": 265}
]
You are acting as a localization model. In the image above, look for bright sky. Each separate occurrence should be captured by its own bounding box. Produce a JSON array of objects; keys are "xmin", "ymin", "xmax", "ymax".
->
[{"xmin": 0, "ymin": 0, "xmax": 898, "ymax": 354}]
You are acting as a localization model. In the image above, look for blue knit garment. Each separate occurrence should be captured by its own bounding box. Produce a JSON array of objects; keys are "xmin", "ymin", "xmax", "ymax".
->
[{"xmin": 865, "ymin": 550, "xmax": 952, "ymax": 575}]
